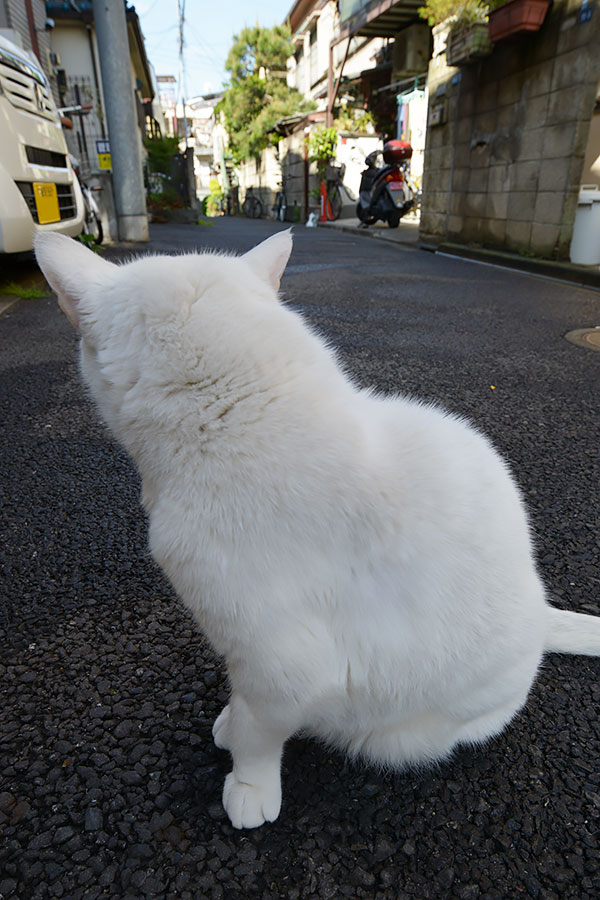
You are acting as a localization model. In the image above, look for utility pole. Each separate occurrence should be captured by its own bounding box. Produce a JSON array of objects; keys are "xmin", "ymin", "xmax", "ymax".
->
[
  {"xmin": 92, "ymin": 0, "xmax": 148, "ymax": 242},
  {"xmin": 178, "ymin": 0, "xmax": 188, "ymax": 146},
  {"xmin": 177, "ymin": 0, "xmax": 197, "ymax": 212}
]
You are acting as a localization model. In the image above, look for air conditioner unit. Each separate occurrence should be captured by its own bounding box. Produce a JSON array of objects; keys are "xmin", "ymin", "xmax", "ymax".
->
[{"xmin": 393, "ymin": 24, "xmax": 431, "ymax": 78}]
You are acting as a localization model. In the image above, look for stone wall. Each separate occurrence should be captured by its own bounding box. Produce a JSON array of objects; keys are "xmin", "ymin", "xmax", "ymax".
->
[
  {"xmin": 236, "ymin": 147, "xmax": 281, "ymax": 217},
  {"xmin": 420, "ymin": 0, "xmax": 600, "ymax": 258}
]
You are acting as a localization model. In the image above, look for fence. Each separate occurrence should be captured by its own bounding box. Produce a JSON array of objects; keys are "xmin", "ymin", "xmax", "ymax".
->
[{"xmin": 61, "ymin": 75, "xmax": 106, "ymax": 178}]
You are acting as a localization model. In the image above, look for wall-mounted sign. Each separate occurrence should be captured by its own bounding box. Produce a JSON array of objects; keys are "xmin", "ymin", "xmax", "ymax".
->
[
  {"xmin": 429, "ymin": 102, "xmax": 447, "ymax": 127},
  {"xmin": 96, "ymin": 139, "xmax": 112, "ymax": 171},
  {"xmin": 579, "ymin": 0, "xmax": 594, "ymax": 23}
]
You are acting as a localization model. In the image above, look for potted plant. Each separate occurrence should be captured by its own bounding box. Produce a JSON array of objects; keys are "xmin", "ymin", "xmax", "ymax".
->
[
  {"xmin": 487, "ymin": 0, "xmax": 551, "ymax": 41},
  {"xmin": 419, "ymin": 0, "xmax": 493, "ymax": 66}
]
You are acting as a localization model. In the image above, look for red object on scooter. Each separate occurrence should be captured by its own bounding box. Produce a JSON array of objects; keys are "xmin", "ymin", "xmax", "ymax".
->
[{"xmin": 382, "ymin": 140, "xmax": 412, "ymax": 164}]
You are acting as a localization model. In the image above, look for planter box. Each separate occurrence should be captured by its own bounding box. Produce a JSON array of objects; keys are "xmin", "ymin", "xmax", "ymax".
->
[
  {"xmin": 488, "ymin": 0, "xmax": 551, "ymax": 41},
  {"xmin": 446, "ymin": 23, "xmax": 493, "ymax": 65}
]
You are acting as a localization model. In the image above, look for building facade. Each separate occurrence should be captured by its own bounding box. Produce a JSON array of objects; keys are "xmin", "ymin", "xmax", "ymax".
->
[{"xmin": 420, "ymin": 0, "xmax": 600, "ymax": 258}]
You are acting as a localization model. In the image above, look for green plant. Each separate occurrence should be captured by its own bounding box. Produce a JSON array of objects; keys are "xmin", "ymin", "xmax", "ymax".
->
[
  {"xmin": 144, "ymin": 135, "xmax": 180, "ymax": 176},
  {"xmin": 308, "ymin": 126, "xmax": 338, "ymax": 178},
  {"xmin": 206, "ymin": 178, "xmax": 224, "ymax": 217},
  {"xmin": 147, "ymin": 185, "xmax": 183, "ymax": 211},
  {"xmin": 0, "ymin": 280, "xmax": 47, "ymax": 299},
  {"xmin": 419, "ymin": 0, "xmax": 488, "ymax": 27},
  {"xmin": 76, "ymin": 234, "xmax": 103, "ymax": 253},
  {"xmin": 334, "ymin": 107, "xmax": 375, "ymax": 133}
]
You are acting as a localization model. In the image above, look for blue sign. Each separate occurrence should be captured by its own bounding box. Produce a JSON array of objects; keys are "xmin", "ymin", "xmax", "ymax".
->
[{"xmin": 580, "ymin": 0, "xmax": 594, "ymax": 23}]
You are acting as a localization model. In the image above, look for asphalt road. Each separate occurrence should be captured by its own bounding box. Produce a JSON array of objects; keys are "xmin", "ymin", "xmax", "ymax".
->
[{"xmin": 1, "ymin": 218, "xmax": 599, "ymax": 900}]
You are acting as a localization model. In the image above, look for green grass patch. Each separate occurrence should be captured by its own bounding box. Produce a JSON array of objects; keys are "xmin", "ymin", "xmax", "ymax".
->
[{"xmin": 0, "ymin": 281, "xmax": 48, "ymax": 299}]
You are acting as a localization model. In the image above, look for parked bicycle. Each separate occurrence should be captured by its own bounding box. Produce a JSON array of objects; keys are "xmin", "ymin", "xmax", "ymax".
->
[
  {"xmin": 81, "ymin": 179, "xmax": 103, "ymax": 244},
  {"xmin": 320, "ymin": 163, "xmax": 356, "ymax": 222},
  {"xmin": 70, "ymin": 154, "xmax": 103, "ymax": 245},
  {"xmin": 242, "ymin": 188, "xmax": 263, "ymax": 219}
]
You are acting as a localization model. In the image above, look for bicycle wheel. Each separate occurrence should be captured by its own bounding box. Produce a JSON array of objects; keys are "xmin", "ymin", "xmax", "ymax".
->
[
  {"xmin": 252, "ymin": 197, "xmax": 263, "ymax": 219},
  {"xmin": 328, "ymin": 185, "xmax": 342, "ymax": 221},
  {"xmin": 278, "ymin": 196, "xmax": 287, "ymax": 222},
  {"xmin": 242, "ymin": 196, "xmax": 253, "ymax": 217},
  {"xmin": 84, "ymin": 208, "xmax": 103, "ymax": 245},
  {"xmin": 272, "ymin": 193, "xmax": 282, "ymax": 220}
]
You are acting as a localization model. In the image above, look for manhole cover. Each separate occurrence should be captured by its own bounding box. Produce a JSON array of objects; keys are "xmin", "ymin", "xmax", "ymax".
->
[{"xmin": 564, "ymin": 327, "xmax": 600, "ymax": 351}]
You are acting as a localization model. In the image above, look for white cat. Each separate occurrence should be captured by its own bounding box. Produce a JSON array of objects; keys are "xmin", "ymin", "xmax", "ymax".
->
[{"xmin": 35, "ymin": 230, "xmax": 599, "ymax": 830}]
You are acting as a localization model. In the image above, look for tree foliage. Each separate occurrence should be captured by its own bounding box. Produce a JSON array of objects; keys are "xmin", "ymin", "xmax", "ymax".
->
[
  {"xmin": 144, "ymin": 135, "xmax": 180, "ymax": 175},
  {"xmin": 218, "ymin": 25, "xmax": 314, "ymax": 163}
]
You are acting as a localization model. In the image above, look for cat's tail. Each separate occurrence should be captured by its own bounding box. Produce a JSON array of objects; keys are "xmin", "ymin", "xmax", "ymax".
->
[{"xmin": 544, "ymin": 605, "xmax": 600, "ymax": 656}]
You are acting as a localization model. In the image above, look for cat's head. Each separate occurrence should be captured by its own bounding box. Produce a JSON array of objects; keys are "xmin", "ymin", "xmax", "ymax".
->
[
  {"xmin": 34, "ymin": 230, "xmax": 293, "ymax": 332},
  {"xmin": 34, "ymin": 230, "xmax": 294, "ymax": 448}
]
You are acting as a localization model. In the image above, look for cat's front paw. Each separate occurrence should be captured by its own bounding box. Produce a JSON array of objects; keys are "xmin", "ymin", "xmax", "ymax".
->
[
  {"xmin": 212, "ymin": 705, "xmax": 231, "ymax": 751},
  {"xmin": 222, "ymin": 772, "xmax": 281, "ymax": 829}
]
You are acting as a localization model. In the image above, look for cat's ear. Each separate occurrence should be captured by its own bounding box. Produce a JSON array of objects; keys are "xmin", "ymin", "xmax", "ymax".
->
[
  {"xmin": 34, "ymin": 232, "xmax": 115, "ymax": 329},
  {"xmin": 242, "ymin": 229, "xmax": 293, "ymax": 293}
]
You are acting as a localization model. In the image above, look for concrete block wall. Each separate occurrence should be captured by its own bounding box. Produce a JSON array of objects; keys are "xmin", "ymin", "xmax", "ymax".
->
[
  {"xmin": 420, "ymin": 0, "xmax": 600, "ymax": 258},
  {"xmin": 237, "ymin": 147, "xmax": 281, "ymax": 215}
]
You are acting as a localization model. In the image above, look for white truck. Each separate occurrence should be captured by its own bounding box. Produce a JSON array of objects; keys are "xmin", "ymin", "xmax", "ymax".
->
[{"xmin": 0, "ymin": 34, "xmax": 84, "ymax": 254}]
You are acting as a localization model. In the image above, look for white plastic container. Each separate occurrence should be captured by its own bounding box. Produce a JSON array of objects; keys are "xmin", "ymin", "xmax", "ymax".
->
[{"xmin": 570, "ymin": 184, "xmax": 600, "ymax": 265}]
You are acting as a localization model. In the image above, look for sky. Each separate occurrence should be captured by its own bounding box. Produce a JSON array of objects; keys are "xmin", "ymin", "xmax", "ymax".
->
[{"xmin": 135, "ymin": 0, "xmax": 295, "ymax": 99}]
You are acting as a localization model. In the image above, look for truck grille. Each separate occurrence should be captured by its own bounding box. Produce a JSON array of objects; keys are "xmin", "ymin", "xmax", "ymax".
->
[
  {"xmin": 26, "ymin": 146, "xmax": 68, "ymax": 168},
  {"xmin": 0, "ymin": 48, "xmax": 55, "ymax": 120},
  {"xmin": 57, "ymin": 184, "xmax": 77, "ymax": 219},
  {"xmin": 15, "ymin": 182, "xmax": 78, "ymax": 223}
]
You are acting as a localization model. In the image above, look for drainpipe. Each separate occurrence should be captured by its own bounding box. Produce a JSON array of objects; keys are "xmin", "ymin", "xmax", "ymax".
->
[
  {"xmin": 304, "ymin": 126, "xmax": 310, "ymax": 220},
  {"xmin": 326, "ymin": 37, "xmax": 352, "ymax": 128},
  {"xmin": 327, "ymin": 43, "xmax": 334, "ymax": 127},
  {"xmin": 86, "ymin": 25, "xmax": 106, "ymax": 139},
  {"xmin": 91, "ymin": 0, "xmax": 148, "ymax": 242},
  {"xmin": 24, "ymin": 0, "xmax": 41, "ymax": 61}
]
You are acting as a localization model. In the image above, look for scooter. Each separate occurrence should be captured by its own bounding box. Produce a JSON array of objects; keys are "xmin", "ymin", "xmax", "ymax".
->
[{"xmin": 356, "ymin": 140, "xmax": 414, "ymax": 229}]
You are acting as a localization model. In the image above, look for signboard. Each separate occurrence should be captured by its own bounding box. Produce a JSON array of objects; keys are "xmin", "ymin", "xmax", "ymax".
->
[
  {"xmin": 33, "ymin": 182, "xmax": 60, "ymax": 224},
  {"xmin": 579, "ymin": 0, "xmax": 594, "ymax": 22},
  {"xmin": 96, "ymin": 139, "xmax": 112, "ymax": 171}
]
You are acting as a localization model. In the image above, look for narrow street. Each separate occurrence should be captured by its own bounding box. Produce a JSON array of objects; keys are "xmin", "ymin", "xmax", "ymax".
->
[{"xmin": 1, "ymin": 219, "xmax": 599, "ymax": 899}]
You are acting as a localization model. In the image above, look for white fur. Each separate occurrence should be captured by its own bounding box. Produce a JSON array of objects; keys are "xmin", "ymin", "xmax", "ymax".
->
[{"xmin": 35, "ymin": 231, "xmax": 600, "ymax": 830}]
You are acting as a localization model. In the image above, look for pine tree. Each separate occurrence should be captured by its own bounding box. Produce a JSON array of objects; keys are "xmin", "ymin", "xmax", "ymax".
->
[{"xmin": 219, "ymin": 25, "xmax": 314, "ymax": 162}]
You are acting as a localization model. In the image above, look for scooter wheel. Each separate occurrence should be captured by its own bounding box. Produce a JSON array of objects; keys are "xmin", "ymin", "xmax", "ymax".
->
[
  {"xmin": 356, "ymin": 202, "xmax": 376, "ymax": 226},
  {"xmin": 387, "ymin": 213, "xmax": 400, "ymax": 229}
]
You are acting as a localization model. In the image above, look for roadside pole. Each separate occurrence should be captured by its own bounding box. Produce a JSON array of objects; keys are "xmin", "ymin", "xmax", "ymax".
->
[{"xmin": 92, "ymin": 0, "xmax": 148, "ymax": 242}]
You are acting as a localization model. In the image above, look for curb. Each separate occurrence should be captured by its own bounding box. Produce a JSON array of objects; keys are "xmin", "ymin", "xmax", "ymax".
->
[
  {"xmin": 319, "ymin": 222, "xmax": 600, "ymax": 291},
  {"xmin": 318, "ymin": 220, "xmax": 420, "ymax": 250},
  {"xmin": 436, "ymin": 242, "xmax": 600, "ymax": 291}
]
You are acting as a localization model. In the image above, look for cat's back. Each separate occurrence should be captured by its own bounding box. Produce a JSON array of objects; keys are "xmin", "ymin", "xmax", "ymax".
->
[{"xmin": 361, "ymin": 391, "xmax": 532, "ymax": 557}]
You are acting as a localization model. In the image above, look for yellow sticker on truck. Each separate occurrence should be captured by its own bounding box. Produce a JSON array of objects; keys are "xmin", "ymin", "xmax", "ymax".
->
[{"xmin": 33, "ymin": 182, "xmax": 60, "ymax": 225}]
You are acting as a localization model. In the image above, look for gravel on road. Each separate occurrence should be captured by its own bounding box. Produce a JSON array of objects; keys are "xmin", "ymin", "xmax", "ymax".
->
[{"xmin": 1, "ymin": 219, "xmax": 599, "ymax": 900}]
